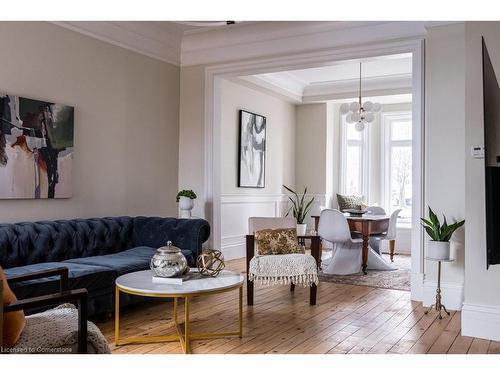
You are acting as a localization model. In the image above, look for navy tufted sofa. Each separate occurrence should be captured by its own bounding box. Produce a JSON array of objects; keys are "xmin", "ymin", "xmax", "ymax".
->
[{"xmin": 0, "ymin": 216, "xmax": 210, "ymax": 317}]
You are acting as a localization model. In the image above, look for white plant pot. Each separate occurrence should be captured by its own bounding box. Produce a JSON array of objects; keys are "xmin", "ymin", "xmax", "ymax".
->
[
  {"xmin": 427, "ymin": 241, "xmax": 451, "ymax": 260},
  {"xmin": 179, "ymin": 196, "xmax": 194, "ymax": 219},
  {"xmin": 296, "ymin": 223, "xmax": 307, "ymax": 237}
]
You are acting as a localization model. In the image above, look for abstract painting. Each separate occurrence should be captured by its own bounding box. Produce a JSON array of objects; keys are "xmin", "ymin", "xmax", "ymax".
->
[
  {"xmin": 0, "ymin": 93, "xmax": 74, "ymax": 199},
  {"xmin": 238, "ymin": 109, "xmax": 266, "ymax": 188}
]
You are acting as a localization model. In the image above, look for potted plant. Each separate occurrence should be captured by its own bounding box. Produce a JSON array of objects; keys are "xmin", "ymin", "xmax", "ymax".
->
[
  {"xmin": 283, "ymin": 185, "xmax": 315, "ymax": 236},
  {"xmin": 421, "ymin": 206, "xmax": 465, "ymax": 260},
  {"xmin": 176, "ymin": 189, "xmax": 197, "ymax": 219}
]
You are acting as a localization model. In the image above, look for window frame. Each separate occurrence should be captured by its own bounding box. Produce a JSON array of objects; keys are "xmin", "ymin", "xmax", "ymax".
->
[
  {"xmin": 339, "ymin": 112, "xmax": 371, "ymax": 201},
  {"xmin": 380, "ymin": 111, "xmax": 413, "ymax": 225}
]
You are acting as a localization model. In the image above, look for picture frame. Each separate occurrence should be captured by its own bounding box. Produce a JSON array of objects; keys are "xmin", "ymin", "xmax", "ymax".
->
[{"xmin": 238, "ymin": 109, "xmax": 266, "ymax": 188}]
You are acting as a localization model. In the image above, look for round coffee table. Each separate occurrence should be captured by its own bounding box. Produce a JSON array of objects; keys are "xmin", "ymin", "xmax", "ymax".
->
[{"xmin": 115, "ymin": 269, "xmax": 244, "ymax": 354}]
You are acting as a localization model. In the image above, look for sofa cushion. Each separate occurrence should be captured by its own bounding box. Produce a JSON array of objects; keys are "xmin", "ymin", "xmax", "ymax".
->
[
  {"xmin": 4, "ymin": 262, "xmax": 116, "ymax": 300},
  {"xmin": 63, "ymin": 246, "xmax": 196, "ymax": 272}
]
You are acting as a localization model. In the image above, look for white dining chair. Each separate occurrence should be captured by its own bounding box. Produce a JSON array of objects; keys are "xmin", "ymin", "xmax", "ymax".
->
[
  {"xmin": 369, "ymin": 208, "xmax": 402, "ymax": 262},
  {"xmin": 366, "ymin": 206, "xmax": 386, "ymax": 215},
  {"xmin": 318, "ymin": 209, "xmax": 395, "ymax": 275}
]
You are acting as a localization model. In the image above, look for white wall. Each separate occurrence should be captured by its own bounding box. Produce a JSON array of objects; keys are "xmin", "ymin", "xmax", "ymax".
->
[
  {"xmin": 221, "ymin": 79, "xmax": 295, "ymax": 195},
  {"xmin": 178, "ymin": 65, "xmax": 206, "ymax": 219},
  {"xmin": 0, "ymin": 22, "xmax": 180, "ymax": 222},
  {"xmin": 462, "ymin": 22, "xmax": 500, "ymax": 341},
  {"xmin": 423, "ymin": 24, "xmax": 466, "ymax": 310},
  {"xmin": 294, "ymin": 103, "xmax": 331, "ymax": 228},
  {"xmin": 220, "ymin": 79, "xmax": 296, "ymax": 259},
  {"xmin": 295, "ymin": 103, "xmax": 328, "ymax": 195}
]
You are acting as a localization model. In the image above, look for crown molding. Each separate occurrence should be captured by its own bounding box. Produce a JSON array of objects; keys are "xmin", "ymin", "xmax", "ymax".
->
[
  {"xmin": 234, "ymin": 72, "xmax": 411, "ymax": 104},
  {"xmin": 52, "ymin": 21, "xmax": 183, "ymax": 66},
  {"xmin": 181, "ymin": 21, "xmax": 433, "ymax": 66},
  {"xmin": 233, "ymin": 76, "xmax": 302, "ymax": 103},
  {"xmin": 304, "ymin": 73, "xmax": 412, "ymax": 97},
  {"xmin": 51, "ymin": 21, "xmax": 461, "ymax": 68}
]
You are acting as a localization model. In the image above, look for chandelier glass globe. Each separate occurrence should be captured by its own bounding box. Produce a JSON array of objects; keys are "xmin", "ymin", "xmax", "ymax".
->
[
  {"xmin": 342, "ymin": 63, "xmax": 381, "ymax": 131},
  {"xmin": 355, "ymin": 121, "xmax": 365, "ymax": 132}
]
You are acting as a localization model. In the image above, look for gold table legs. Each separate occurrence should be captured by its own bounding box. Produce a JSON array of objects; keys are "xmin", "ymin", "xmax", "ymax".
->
[
  {"xmin": 424, "ymin": 260, "xmax": 450, "ymax": 320},
  {"xmin": 114, "ymin": 285, "xmax": 243, "ymax": 354}
]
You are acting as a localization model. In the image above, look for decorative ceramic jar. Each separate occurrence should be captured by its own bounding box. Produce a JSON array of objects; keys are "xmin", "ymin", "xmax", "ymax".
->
[
  {"xmin": 179, "ymin": 196, "xmax": 194, "ymax": 218},
  {"xmin": 150, "ymin": 241, "xmax": 188, "ymax": 277}
]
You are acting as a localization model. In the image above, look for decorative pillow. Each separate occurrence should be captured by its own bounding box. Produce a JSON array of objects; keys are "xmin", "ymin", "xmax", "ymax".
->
[
  {"xmin": 1, "ymin": 266, "xmax": 26, "ymax": 347},
  {"xmin": 254, "ymin": 228, "xmax": 304, "ymax": 255},
  {"xmin": 337, "ymin": 194, "xmax": 363, "ymax": 212}
]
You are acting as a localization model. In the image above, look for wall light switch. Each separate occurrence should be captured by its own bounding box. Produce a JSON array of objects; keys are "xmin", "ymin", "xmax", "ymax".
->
[{"xmin": 471, "ymin": 145, "xmax": 485, "ymax": 158}]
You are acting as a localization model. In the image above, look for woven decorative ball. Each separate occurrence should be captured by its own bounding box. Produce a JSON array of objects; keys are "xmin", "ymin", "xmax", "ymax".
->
[{"xmin": 197, "ymin": 249, "xmax": 225, "ymax": 277}]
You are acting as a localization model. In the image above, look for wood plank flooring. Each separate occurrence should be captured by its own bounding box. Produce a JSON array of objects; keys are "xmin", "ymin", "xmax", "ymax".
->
[{"xmin": 97, "ymin": 258, "xmax": 500, "ymax": 354}]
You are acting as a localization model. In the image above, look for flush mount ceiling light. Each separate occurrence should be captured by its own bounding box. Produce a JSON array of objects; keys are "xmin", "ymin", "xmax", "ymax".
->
[{"xmin": 340, "ymin": 62, "xmax": 381, "ymax": 132}]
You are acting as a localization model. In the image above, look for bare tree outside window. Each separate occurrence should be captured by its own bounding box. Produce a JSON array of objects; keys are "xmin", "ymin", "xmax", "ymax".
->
[{"xmin": 392, "ymin": 147, "xmax": 412, "ymax": 209}]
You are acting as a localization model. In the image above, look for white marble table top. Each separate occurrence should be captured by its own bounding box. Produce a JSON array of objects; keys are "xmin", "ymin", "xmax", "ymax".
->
[
  {"xmin": 344, "ymin": 213, "xmax": 391, "ymax": 221},
  {"xmin": 116, "ymin": 269, "xmax": 244, "ymax": 296}
]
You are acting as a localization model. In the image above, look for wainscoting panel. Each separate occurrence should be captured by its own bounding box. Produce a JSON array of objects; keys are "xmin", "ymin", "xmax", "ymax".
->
[{"xmin": 220, "ymin": 193, "xmax": 327, "ymax": 260}]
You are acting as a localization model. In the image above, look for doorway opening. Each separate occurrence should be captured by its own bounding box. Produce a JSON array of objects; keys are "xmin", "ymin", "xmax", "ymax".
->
[{"xmin": 205, "ymin": 40, "xmax": 424, "ymax": 301}]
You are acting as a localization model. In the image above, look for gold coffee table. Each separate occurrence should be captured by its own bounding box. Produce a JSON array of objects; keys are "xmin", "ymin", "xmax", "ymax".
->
[{"xmin": 115, "ymin": 269, "xmax": 244, "ymax": 353}]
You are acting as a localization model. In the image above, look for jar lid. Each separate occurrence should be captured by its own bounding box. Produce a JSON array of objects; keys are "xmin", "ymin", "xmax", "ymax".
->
[{"xmin": 157, "ymin": 240, "xmax": 181, "ymax": 254}]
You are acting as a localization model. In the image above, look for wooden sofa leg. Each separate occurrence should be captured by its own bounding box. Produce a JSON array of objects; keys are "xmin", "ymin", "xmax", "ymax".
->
[
  {"xmin": 309, "ymin": 284, "xmax": 317, "ymax": 305},
  {"xmin": 247, "ymin": 278, "xmax": 254, "ymax": 305},
  {"xmin": 290, "ymin": 283, "xmax": 295, "ymax": 292}
]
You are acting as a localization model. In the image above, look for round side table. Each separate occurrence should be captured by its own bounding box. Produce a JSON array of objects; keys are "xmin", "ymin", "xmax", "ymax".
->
[{"xmin": 425, "ymin": 257, "xmax": 454, "ymax": 319}]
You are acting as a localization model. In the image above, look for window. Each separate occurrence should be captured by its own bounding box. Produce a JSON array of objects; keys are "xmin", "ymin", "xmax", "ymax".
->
[
  {"xmin": 340, "ymin": 117, "xmax": 369, "ymax": 199},
  {"xmin": 382, "ymin": 113, "xmax": 412, "ymax": 225}
]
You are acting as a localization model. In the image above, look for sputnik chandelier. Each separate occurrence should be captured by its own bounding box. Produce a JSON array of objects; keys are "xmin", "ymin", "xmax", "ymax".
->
[{"xmin": 340, "ymin": 62, "xmax": 381, "ymax": 131}]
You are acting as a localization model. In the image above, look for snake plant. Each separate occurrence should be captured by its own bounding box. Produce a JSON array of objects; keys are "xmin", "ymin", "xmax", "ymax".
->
[
  {"xmin": 420, "ymin": 206, "xmax": 465, "ymax": 242},
  {"xmin": 283, "ymin": 185, "xmax": 315, "ymax": 224}
]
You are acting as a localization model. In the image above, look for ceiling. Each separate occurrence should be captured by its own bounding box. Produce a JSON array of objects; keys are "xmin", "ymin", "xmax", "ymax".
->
[{"xmin": 238, "ymin": 54, "xmax": 413, "ymax": 103}]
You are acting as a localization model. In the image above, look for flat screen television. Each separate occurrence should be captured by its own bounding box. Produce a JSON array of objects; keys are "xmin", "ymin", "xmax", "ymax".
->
[{"xmin": 482, "ymin": 37, "xmax": 500, "ymax": 267}]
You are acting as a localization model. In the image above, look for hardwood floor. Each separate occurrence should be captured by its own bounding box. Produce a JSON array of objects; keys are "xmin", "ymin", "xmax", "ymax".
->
[{"xmin": 97, "ymin": 258, "xmax": 500, "ymax": 354}]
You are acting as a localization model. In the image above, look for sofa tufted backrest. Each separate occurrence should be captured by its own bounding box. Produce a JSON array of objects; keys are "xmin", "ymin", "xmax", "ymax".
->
[
  {"xmin": 0, "ymin": 216, "xmax": 211, "ymax": 269},
  {"xmin": 0, "ymin": 217, "xmax": 134, "ymax": 268},
  {"xmin": 132, "ymin": 217, "xmax": 211, "ymax": 257}
]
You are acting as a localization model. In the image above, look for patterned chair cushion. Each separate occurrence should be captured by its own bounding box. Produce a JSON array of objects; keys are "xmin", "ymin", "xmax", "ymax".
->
[
  {"xmin": 254, "ymin": 228, "xmax": 304, "ymax": 255},
  {"xmin": 336, "ymin": 194, "xmax": 364, "ymax": 212}
]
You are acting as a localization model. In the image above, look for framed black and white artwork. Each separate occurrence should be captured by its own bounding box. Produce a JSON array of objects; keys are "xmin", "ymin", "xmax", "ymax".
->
[{"xmin": 238, "ymin": 109, "xmax": 266, "ymax": 188}]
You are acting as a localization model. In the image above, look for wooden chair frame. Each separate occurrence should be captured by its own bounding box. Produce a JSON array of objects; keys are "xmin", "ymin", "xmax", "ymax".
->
[
  {"xmin": 0, "ymin": 267, "xmax": 88, "ymax": 353},
  {"xmin": 246, "ymin": 235, "xmax": 321, "ymax": 306}
]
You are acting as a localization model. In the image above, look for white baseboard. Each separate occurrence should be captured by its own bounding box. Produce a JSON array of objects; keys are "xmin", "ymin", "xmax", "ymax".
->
[
  {"xmin": 462, "ymin": 303, "xmax": 500, "ymax": 341},
  {"xmin": 422, "ymin": 280, "xmax": 464, "ymax": 311},
  {"xmin": 411, "ymin": 272, "xmax": 424, "ymax": 302}
]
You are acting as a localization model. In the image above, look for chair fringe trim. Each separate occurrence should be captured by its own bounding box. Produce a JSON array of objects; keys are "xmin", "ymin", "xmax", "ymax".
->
[{"xmin": 248, "ymin": 273, "xmax": 319, "ymax": 287}]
